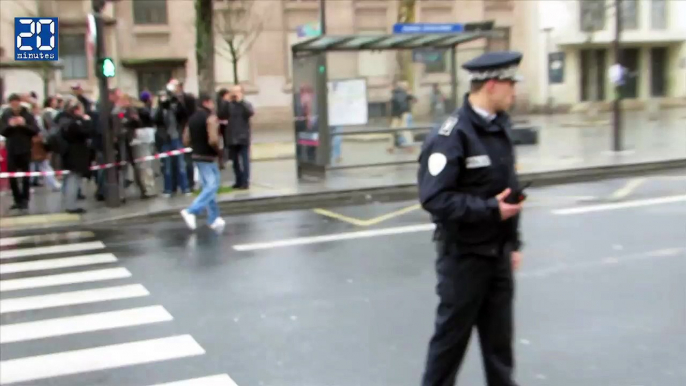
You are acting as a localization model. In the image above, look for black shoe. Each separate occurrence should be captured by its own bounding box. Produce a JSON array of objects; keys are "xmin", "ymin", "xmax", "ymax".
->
[
  {"xmin": 95, "ymin": 194, "xmax": 105, "ymax": 201},
  {"xmin": 66, "ymin": 208, "xmax": 86, "ymax": 214},
  {"xmin": 9, "ymin": 203, "xmax": 20, "ymax": 210},
  {"xmin": 77, "ymin": 194, "xmax": 86, "ymax": 200}
]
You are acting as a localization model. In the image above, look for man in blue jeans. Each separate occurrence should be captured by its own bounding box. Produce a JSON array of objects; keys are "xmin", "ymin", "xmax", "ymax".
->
[
  {"xmin": 155, "ymin": 91, "xmax": 191, "ymax": 197},
  {"xmin": 180, "ymin": 94, "xmax": 225, "ymax": 232}
]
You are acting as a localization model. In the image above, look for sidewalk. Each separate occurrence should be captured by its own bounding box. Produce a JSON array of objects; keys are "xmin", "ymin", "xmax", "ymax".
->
[{"xmin": 1, "ymin": 108, "xmax": 684, "ymax": 231}]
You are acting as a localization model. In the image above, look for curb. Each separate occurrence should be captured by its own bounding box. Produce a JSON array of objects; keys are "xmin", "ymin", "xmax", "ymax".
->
[{"xmin": 2, "ymin": 158, "xmax": 685, "ymax": 234}]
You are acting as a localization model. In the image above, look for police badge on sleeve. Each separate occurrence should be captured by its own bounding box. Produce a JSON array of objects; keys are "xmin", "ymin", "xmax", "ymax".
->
[{"xmin": 438, "ymin": 116, "xmax": 458, "ymax": 136}]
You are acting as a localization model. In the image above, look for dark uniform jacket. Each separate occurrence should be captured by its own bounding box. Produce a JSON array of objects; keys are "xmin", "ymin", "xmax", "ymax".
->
[
  {"xmin": 418, "ymin": 95, "xmax": 522, "ymax": 257},
  {"xmin": 225, "ymin": 100, "xmax": 254, "ymax": 146},
  {"xmin": 57, "ymin": 111, "xmax": 93, "ymax": 176}
]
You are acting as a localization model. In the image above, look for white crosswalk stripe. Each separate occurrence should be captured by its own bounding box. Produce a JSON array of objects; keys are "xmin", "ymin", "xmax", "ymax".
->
[
  {"xmin": 0, "ymin": 284, "xmax": 150, "ymax": 314},
  {"xmin": 0, "ymin": 306, "xmax": 173, "ymax": 343},
  {"xmin": 150, "ymin": 374, "xmax": 239, "ymax": 386},
  {"xmin": 0, "ymin": 253, "xmax": 118, "ymax": 274},
  {"xmin": 1, "ymin": 241, "xmax": 105, "ymax": 259},
  {"xmin": 0, "ymin": 267, "xmax": 131, "ymax": 292},
  {"xmin": 0, "ymin": 231, "xmax": 95, "ymax": 247},
  {"xmin": 0, "ymin": 232, "xmax": 239, "ymax": 386},
  {"xmin": 0, "ymin": 335, "xmax": 206, "ymax": 385}
]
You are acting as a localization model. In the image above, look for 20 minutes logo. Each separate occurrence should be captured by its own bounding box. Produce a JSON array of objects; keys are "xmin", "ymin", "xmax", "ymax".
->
[{"xmin": 14, "ymin": 17, "xmax": 59, "ymax": 61}]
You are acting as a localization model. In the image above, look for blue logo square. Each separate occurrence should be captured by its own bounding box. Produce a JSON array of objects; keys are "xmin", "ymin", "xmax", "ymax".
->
[{"xmin": 15, "ymin": 17, "xmax": 59, "ymax": 62}]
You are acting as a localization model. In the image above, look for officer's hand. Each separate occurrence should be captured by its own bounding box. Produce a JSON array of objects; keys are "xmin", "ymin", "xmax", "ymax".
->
[
  {"xmin": 511, "ymin": 251, "xmax": 522, "ymax": 270},
  {"xmin": 496, "ymin": 188, "xmax": 521, "ymax": 220}
]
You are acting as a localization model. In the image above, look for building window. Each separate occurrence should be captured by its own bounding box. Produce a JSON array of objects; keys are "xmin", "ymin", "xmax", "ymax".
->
[
  {"xmin": 423, "ymin": 50, "xmax": 448, "ymax": 74},
  {"xmin": 137, "ymin": 69, "xmax": 172, "ymax": 95},
  {"xmin": 133, "ymin": 0, "xmax": 168, "ymax": 25},
  {"xmin": 60, "ymin": 34, "xmax": 88, "ymax": 80},
  {"xmin": 651, "ymin": 0, "xmax": 667, "ymax": 29},
  {"xmin": 487, "ymin": 27, "xmax": 510, "ymax": 51},
  {"xmin": 621, "ymin": 0, "xmax": 639, "ymax": 30},
  {"xmin": 650, "ymin": 47, "xmax": 668, "ymax": 97},
  {"xmin": 580, "ymin": 48, "xmax": 607, "ymax": 102},
  {"xmin": 580, "ymin": 0, "xmax": 605, "ymax": 32},
  {"xmin": 620, "ymin": 48, "xmax": 640, "ymax": 99}
]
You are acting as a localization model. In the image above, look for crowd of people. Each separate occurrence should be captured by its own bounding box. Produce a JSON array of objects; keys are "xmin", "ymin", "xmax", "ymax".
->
[{"xmin": 0, "ymin": 80, "xmax": 254, "ymax": 229}]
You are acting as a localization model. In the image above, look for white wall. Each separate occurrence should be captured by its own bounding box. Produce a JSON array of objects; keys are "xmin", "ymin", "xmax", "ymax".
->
[{"xmin": 0, "ymin": 68, "xmax": 48, "ymax": 101}]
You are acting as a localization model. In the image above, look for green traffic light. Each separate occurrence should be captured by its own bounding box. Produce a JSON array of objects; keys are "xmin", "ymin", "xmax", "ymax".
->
[{"xmin": 102, "ymin": 58, "xmax": 115, "ymax": 78}]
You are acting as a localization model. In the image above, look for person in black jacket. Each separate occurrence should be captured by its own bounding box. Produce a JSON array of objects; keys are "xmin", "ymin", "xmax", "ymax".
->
[
  {"xmin": 224, "ymin": 85, "xmax": 254, "ymax": 189},
  {"xmin": 0, "ymin": 93, "xmax": 39, "ymax": 210},
  {"xmin": 57, "ymin": 98, "xmax": 93, "ymax": 214},
  {"xmin": 418, "ymin": 51, "xmax": 525, "ymax": 386},
  {"xmin": 154, "ymin": 90, "xmax": 191, "ymax": 196},
  {"xmin": 167, "ymin": 79, "xmax": 196, "ymax": 190}
]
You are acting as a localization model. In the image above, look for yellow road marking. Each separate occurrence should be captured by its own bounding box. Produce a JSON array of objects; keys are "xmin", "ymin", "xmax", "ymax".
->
[
  {"xmin": 363, "ymin": 204, "xmax": 422, "ymax": 226},
  {"xmin": 312, "ymin": 208, "xmax": 370, "ymax": 226},
  {"xmin": 0, "ymin": 213, "xmax": 81, "ymax": 229},
  {"xmin": 610, "ymin": 178, "xmax": 646, "ymax": 200},
  {"xmin": 313, "ymin": 203, "xmax": 422, "ymax": 227}
]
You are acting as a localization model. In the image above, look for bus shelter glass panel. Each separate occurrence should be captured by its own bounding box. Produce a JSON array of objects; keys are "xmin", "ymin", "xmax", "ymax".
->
[{"xmin": 292, "ymin": 54, "xmax": 325, "ymax": 168}]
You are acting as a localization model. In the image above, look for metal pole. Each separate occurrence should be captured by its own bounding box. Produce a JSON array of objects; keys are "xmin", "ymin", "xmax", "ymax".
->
[
  {"xmin": 450, "ymin": 46, "xmax": 457, "ymax": 111},
  {"xmin": 612, "ymin": 0, "xmax": 623, "ymax": 152},
  {"xmin": 319, "ymin": 0, "xmax": 326, "ymax": 35},
  {"xmin": 92, "ymin": 0, "xmax": 118, "ymax": 207},
  {"xmin": 544, "ymin": 28, "xmax": 552, "ymax": 114}
]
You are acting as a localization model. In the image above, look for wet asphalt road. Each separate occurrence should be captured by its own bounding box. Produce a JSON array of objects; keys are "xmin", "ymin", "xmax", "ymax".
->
[{"xmin": 0, "ymin": 170, "xmax": 685, "ymax": 386}]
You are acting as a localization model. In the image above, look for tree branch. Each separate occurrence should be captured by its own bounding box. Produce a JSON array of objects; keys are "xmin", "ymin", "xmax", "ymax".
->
[{"xmin": 213, "ymin": 0, "xmax": 263, "ymax": 63}]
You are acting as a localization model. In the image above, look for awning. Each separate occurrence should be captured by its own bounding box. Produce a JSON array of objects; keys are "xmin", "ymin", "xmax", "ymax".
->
[
  {"xmin": 292, "ymin": 30, "xmax": 502, "ymax": 53},
  {"xmin": 120, "ymin": 58, "xmax": 188, "ymax": 68}
]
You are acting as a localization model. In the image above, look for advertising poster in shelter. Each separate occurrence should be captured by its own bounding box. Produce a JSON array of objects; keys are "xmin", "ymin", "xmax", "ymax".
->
[
  {"xmin": 327, "ymin": 78, "xmax": 368, "ymax": 127},
  {"xmin": 292, "ymin": 54, "xmax": 320, "ymax": 164}
]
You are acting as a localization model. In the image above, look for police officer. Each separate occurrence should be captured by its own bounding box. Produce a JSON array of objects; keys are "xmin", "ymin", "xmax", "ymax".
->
[{"xmin": 418, "ymin": 51, "xmax": 525, "ymax": 386}]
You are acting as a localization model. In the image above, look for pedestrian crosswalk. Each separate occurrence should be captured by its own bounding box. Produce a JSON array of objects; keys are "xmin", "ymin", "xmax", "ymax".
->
[{"xmin": 0, "ymin": 232, "xmax": 238, "ymax": 386}]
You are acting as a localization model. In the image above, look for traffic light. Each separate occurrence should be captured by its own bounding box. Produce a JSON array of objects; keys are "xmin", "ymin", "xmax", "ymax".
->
[{"xmin": 99, "ymin": 57, "xmax": 115, "ymax": 78}]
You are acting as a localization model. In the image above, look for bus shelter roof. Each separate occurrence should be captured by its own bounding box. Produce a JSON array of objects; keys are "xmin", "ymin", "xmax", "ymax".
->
[{"xmin": 291, "ymin": 31, "xmax": 499, "ymax": 53}]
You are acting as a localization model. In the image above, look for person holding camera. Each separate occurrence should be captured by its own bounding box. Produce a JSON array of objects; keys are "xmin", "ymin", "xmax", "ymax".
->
[
  {"xmin": 154, "ymin": 90, "xmax": 191, "ymax": 197},
  {"xmin": 56, "ymin": 98, "xmax": 93, "ymax": 214},
  {"xmin": 224, "ymin": 85, "xmax": 254, "ymax": 189}
]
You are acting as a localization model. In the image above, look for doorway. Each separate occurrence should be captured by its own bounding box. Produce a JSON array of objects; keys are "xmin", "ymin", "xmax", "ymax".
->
[
  {"xmin": 620, "ymin": 48, "xmax": 640, "ymax": 99},
  {"xmin": 650, "ymin": 47, "xmax": 668, "ymax": 97},
  {"xmin": 580, "ymin": 48, "xmax": 607, "ymax": 101}
]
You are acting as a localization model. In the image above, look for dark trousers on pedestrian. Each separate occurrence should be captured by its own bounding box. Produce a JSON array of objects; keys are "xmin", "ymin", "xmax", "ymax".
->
[
  {"xmin": 7, "ymin": 153, "xmax": 31, "ymax": 208},
  {"xmin": 228, "ymin": 144, "xmax": 249, "ymax": 188},
  {"xmin": 422, "ymin": 243, "xmax": 517, "ymax": 386}
]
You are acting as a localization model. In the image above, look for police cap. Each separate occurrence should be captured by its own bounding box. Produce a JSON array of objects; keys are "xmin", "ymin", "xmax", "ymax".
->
[{"xmin": 462, "ymin": 51, "xmax": 523, "ymax": 82}]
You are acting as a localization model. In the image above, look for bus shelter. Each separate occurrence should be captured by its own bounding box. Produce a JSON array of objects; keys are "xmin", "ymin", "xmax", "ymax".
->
[{"xmin": 291, "ymin": 28, "xmax": 501, "ymax": 179}]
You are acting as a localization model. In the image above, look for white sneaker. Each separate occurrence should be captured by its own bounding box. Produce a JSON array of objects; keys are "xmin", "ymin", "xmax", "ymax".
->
[
  {"xmin": 210, "ymin": 217, "xmax": 226, "ymax": 233},
  {"xmin": 180, "ymin": 209, "xmax": 197, "ymax": 230}
]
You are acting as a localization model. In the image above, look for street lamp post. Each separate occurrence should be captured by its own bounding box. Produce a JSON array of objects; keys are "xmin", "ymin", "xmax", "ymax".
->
[
  {"xmin": 91, "ymin": 0, "xmax": 118, "ymax": 207},
  {"xmin": 612, "ymin": 0, "xmax": 623, "ymax": 152}
]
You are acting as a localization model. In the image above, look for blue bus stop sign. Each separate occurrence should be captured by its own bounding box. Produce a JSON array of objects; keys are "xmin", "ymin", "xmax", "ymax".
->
[{"xmin": 393, "ymin": 23, "xmax": 464, "ymax": 34}]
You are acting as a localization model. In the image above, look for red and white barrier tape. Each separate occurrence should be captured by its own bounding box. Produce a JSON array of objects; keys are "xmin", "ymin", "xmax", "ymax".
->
[{"xmin": 0, "ymin": 147, "xmax": 192, "ymax": 179}]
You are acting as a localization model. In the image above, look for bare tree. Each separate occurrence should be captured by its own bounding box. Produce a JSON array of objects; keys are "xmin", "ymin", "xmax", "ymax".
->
[
  {"xmin": 214, "ymin": 0, "xmax": 263, "ymax": 85},
  {"xmin": 195, "ymin": 0, "xmax": 216, "ymax": 94}
]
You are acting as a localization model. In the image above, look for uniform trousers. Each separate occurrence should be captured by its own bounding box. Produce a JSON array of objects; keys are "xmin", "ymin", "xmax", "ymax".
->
[{"xmin": 422, "ymin": 241, "xmax": 517, "ymax": 386}]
